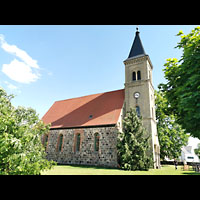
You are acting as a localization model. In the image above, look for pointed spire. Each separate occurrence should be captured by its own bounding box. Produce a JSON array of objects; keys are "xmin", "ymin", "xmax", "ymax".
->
[{"xmin": 128, "ymin": 26, "xmax": 146, "ymax": 59}]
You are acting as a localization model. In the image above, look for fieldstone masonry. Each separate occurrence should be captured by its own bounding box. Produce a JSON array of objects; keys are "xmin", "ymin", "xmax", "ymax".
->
[{"xmin": 46, "ymin": 126, "xmax": 118, "ymax": 168}]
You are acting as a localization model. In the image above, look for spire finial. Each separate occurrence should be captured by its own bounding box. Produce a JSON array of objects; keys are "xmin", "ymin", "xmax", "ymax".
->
[{"xmin": 136, "ymin": 25, "xmax": 139, "ymax": 32}]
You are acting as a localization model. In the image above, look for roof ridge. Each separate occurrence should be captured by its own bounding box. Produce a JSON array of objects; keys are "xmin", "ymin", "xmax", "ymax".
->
[{"xmin": 55, "ymin": 88, "xmax": 124, "ymax": 103}]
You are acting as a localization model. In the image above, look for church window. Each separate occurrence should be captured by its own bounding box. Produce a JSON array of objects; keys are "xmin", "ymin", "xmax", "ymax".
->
[
  {"xmin": 137, "ymin": 71, "xmax": 141, "ymax": 80},
  {"xmin": 136, "ymin": 106, "xmax": 141, "ymax": 117},
  {"xmin": 132, "ymin": 72, "xmax": 136, "ymax": 81},
  {"xmin": 76, "ymin": 133, "xmax": 81, "ymax": 152},
  {"xmin": 43, "ymin": 134, "xmax": 49, "ymax": 151},
  {"xmin": 57, "ymin": 134, "xmax": 64, "ymax": 152},
  {"xmin": 94, "ymin": 133, "xmax": 100, "ymax": 152},
  {"xmin": 149, "ymin": 70, "xmax": 152, "ymax": 81}
]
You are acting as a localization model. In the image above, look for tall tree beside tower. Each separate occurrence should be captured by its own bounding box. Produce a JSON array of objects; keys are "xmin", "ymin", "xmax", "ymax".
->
[{"xmin": 117, "ymin": 108, "xmax": 153, "ymax": 171}]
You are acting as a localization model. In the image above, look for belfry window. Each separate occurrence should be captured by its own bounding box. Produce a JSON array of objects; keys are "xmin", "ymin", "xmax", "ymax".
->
[
  {"xmin": 132, "ymin": 72, "xmax": 136, "ymax": 81},
  {"xmin": 137, "ymin": 71, "xmax": 141, "ymax": 80},
  {"xmin": 136, "ymin": 106, "xmax": 141, "ymax": 117}
]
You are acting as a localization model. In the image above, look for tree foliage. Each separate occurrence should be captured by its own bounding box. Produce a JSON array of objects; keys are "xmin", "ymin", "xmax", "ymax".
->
[
  {"xmin": 0, "ymin": 87, "xmax": 55, "ymax": 175},
  {"xmin": 155, "ymin": 90, "xmax": 189, "ymax": 160},
  {"xmin": 117, "ymin": 108, "xmax": 153, "ymax": 171},
  {"xmin": 159, "ymin": 26, "xmax": 200, "ymax": 139}
]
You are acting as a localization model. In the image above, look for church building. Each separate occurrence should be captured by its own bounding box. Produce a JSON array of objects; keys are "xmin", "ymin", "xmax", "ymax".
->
[{"xmin": 42, "ymin": 27, "xmax": 160, "ymax": 169}]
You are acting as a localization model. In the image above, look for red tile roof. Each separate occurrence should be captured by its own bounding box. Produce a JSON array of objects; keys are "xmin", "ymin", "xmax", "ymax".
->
[{"xmin": 42, "ymin": 89, "xmax": 125, "ymax": 129}]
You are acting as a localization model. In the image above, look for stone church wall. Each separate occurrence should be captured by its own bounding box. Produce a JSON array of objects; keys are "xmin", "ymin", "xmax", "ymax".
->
[{"xmin": 45, "ymin": 126, "xmax": 118, "ymax": 168}]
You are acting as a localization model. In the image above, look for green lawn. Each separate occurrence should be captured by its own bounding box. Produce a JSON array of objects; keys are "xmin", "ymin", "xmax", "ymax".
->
[{"xmin": 41, "ymin": 164, "xmax": 200, "ymax": 175}]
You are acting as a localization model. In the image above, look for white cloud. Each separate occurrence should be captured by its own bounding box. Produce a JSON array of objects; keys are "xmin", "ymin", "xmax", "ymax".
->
[
  {"xmin": 4, "ymin": 81, "xmax": 18, "ymax": 90},
  {"xmin": 0, "ymin": 34, "xmax": 41, "ymax": 84},
  {"xmin": 2, "ymin": 59, "xmax": 40, "ymax": 84},
  {"xmin": 1, "ymin": 41, "xmax": 39, "ymax": 69},
  {"xmin": 4, "ymin": 81, "xmax": 21, "ymax": 94}
]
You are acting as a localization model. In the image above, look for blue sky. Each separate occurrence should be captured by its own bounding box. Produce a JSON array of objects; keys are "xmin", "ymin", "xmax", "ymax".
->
[{"xmin": 0, "ymin": 25, "xmax": 198, "ymax": 118}]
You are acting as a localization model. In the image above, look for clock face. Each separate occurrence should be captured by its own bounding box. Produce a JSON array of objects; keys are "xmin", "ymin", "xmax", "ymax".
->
[{"xmin": 134, "ymin": 92, "xmax": 140, "ymax": 99}]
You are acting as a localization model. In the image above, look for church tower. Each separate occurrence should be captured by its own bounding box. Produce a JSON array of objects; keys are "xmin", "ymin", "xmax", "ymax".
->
[{"xmin": 123, "ymin": 27, "xmax": 160, "ymax": 168}]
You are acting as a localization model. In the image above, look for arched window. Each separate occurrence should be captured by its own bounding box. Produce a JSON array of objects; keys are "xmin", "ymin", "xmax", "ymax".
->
[
  {"xmin": 94, "ymin": 133, "xmax": 100, "ymax": 152},
  {"xmin": 76, "ymin": 133, "xmax": 81, "ymax": 152},
  {"xmin": 57, "ymin": 134, "xmax": 63, "ymax": 152},
  {"xmin": 132, "ymin": 72, "xmax": 136, "ymax": 81},
  {"xmin": 43, "ymin": 134, "xmax": 49, "ymax": 151},
  {"xmin": 137, "ymin": 71, "xmax": 141, "ymax": 80},
  {"xmin": 136, "ymin": 106, "xmax": 141, "ymax": 117}
]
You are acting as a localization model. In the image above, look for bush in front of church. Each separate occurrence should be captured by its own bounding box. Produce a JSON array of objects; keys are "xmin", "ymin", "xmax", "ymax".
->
[{"xmin": 117, "ymin": 108, "xmax": 153, "ymax": 171}]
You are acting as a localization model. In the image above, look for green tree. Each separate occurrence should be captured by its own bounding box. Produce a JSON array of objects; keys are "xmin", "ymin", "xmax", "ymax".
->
[
  {"xmin": 159, "ymin": 26, "xmax": 200, "ymax": 139},
  {"xmin": 0, "ymin": 87, "xmax": 55, "ymax": 175},
  {"xmin": 155, "ymin": 90, "xmax": 189, "ymax": 160},
  {"xmin": 117, "ymin": 108, "xmax": 153, "ymax": 171}
]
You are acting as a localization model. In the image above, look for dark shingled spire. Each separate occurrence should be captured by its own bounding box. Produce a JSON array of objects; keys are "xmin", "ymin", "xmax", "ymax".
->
[{"xmin": 128, "ymin": 27, "xmax": 146, "ymax": 59}]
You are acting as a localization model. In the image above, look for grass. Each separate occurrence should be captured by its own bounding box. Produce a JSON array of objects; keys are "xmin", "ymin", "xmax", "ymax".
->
[{"xmin": 41, "ymin": 164, "xmax": 200, "ymax": 175}]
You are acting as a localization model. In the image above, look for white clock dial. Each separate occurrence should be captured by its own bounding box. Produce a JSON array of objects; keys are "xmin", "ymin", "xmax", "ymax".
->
[{"xmin": 134, "ymin": 92, "xmax": 140, "ymax": 99}]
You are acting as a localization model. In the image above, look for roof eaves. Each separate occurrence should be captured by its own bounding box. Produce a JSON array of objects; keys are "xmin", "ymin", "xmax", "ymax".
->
[{"xmin": 50, "ymin": 123, "xmax": 117, "ymax": 130}]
